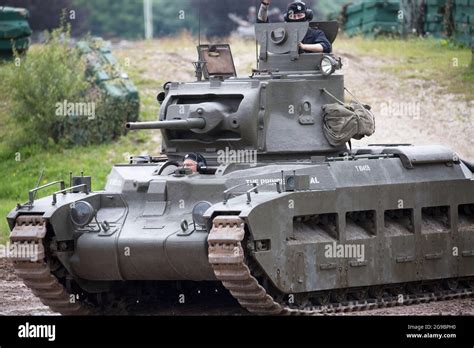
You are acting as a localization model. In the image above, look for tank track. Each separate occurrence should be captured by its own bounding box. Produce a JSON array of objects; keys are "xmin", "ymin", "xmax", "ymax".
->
[
  {"xmin": 208, "ymin": 215, "xmax": 474, "ymax": 315},
  {"xmin": 9, "ymin": 215, "xmax": 92, "ymax": 315}
]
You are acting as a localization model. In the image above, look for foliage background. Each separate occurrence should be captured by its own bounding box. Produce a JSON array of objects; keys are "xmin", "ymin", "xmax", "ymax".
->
[{"xmin": 0, "ymin": 0, "xmax": 348, "ymax": 38}]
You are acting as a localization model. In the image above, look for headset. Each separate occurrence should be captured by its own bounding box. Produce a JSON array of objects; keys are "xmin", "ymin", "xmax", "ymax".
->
[{"xmin": 184, "ymin": 153, "xmax": 207, "ymax": 172}]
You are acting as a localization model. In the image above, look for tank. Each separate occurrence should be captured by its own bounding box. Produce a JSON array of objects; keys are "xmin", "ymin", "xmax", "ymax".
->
[
  {"xmin": 7, "ymin": 21, "xmax": 474, "ymax": 315},
  {"xmin": 0, "ymin": 6, "xmax": 31, "ymax": 59}
]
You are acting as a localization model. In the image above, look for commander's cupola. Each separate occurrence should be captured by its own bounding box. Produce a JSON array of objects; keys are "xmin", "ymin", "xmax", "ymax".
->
[{"xmin": 255, "ymin": 21, "xmax": 342, "ymax": 76}]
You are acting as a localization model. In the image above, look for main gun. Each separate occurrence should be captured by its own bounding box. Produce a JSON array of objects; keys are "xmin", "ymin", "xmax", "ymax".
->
[{"xmin": 126, "ymin": 118, "xmax": 206, "ymax": 130}]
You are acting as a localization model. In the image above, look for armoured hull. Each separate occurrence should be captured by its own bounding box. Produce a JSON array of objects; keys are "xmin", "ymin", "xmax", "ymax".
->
[{"xmin": 8, "ymin": 146, "xmax": 474, "ymax": 295}]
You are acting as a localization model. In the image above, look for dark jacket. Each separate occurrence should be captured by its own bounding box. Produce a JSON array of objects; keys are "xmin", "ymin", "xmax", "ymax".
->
[{"xmin": 301, "ymin": 27, "xmax": 332, "ymax": 54}]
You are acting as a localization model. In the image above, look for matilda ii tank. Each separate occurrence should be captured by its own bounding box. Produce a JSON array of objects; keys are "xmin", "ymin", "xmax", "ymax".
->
[{"xmin": 7, "ymin": 21, "xmax": 474, "ymax": 315}]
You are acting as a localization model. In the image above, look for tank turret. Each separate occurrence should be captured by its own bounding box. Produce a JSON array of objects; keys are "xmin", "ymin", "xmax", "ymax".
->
[{"xmin": 128, "ymin": 22, "xmax": 347, "ymax": 164}]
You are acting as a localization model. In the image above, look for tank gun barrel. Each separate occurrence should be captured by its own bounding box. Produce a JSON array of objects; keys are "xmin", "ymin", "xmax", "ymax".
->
[{"xmin": 126, "ymin": 118, "xmax": 206, "ymax": 130}]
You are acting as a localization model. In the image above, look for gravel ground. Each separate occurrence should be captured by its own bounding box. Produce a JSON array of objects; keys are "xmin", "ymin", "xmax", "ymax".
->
[
  {"xmin": 0, "ymin": 40, "xmax": 472, "ymax": 317},
  {"xmin": 339, "ymin": 50, "xmax": 473, "ymax": 160},
  {"xmin": 0, "ymin": 258, "xmax": 54, "ymax": 316},
  {"xmin": 1, "ymin": 258, "xmax": 473, "ymax": 316}
]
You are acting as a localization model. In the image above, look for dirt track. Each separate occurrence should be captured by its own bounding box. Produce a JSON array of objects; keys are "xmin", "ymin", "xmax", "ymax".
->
[
  {"xmin": 338, "ymin": 49, "xmax": 473, "ymax": 160},
  {"xmin": 1, "ymin": 258, "xmax": 473, "ymax": 316},
  {"xmin": 0, "ymin": 258, "xmax": 54, "ymax": 316},
  {"xmin": 0, "ymin": 40, "xmax": 472, "ymax": 316}
]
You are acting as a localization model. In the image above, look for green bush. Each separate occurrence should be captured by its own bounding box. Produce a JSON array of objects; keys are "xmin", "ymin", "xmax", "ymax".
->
[
  {"xmin": 5, "ymin": 27, "xmax": 90, "ymax": 148},
  {"xmin": 3, "ymin": 26, "xmax": 138, "ymax": 150}
]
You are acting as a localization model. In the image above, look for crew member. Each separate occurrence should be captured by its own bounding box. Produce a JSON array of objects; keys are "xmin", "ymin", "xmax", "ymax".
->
[
  {"xmin": 183, "ymin": 153, "xmax": 207, "ymax": 174},
  {"xmin": 258, "ymin": 0, "xmax": 332, "ymax": 54}
]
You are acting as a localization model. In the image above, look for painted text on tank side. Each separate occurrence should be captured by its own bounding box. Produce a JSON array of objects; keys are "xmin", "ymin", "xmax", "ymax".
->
[{"xmin": 355, "ymin": 165, "xmax": 371, "ymax": 172}]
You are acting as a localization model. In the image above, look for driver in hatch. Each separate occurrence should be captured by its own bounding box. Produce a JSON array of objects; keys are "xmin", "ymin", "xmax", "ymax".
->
[
  {"xmin": 183, "ymin": 153, "xmax": 207, "ymax": 174},
  {"xmin": 257, "ymin": 0, "xmax": 332, "ymax": 54}
]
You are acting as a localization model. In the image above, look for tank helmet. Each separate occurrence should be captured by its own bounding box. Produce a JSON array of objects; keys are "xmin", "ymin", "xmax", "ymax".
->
[
  {"xmin": 184, "ymin": 152, "xmax": 207, "ymax": 171},
  {"xmin": 284, "ymin": 1, "xmax": 313, "ymax": 22}
]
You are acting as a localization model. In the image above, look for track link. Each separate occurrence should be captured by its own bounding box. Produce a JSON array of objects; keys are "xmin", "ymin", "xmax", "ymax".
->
[
  {"xmin": 208, "ymin": 215, "xmax": 474, "ymax": 315},
  {"xmin": 9, "ymin": 215, "xmax": 91, "ymax": 315},
  {"xmin": 208, "ymin": 216, "xmax": 285, "ymax": 315}
]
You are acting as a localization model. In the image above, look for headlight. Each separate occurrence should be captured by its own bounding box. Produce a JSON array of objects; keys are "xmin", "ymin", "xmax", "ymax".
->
[
  {"xmin": 285, "ymin": 176, "xmax": 296, "ymax": 191},
  {"xmin": 192, "ymin": 201, "xmax": 212, "ymax": 228},
  {"xmin": 70, "ymin": 201, "xmax": 96, "ymax": 227},
  {"xmin": 320, "ymin": 56, "xmax": 337, "ymax": 76}
]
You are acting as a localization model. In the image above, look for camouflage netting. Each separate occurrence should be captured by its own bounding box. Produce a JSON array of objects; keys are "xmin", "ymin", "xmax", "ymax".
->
[
  {"xmin": 322, "ymin": 102, "xmax": 376, "ymax": 147},
  {"xmin": 0, "ymin": 6, "xmax": 32, "ymax": 59},
  {"xmin": 65, "ymin": 38, "xmax": 140, "ymax": 146}
]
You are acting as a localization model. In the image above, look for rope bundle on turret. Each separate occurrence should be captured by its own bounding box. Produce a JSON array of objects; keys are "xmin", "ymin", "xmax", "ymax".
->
[{"xmin": 322, "ymin": 102, "xmax": 376, "ymax": 147}]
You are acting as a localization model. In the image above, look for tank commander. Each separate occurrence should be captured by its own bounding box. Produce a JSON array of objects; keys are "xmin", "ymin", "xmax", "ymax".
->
[{"xmin": 258, "ymin": 0, "xmax": 332, "ymax": 54}]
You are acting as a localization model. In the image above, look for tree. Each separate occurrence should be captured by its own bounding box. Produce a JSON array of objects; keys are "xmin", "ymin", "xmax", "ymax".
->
[
  {"xmin": 72, "ymin": 0, "xmax": 198, "ymax": 38},
  {"xmin": 153, "ymin": 0, "xmax": 198, "ymax": 36},
  {"xmin": 1, "ymin": 0, "xmax": 88, "ymax": 35},
  {"xmin": 2, "ymin": 0, "xmax": 345, "ymax": 39},
  {"xmin": 72, "ymin": 0, "xmax": 144, "ymax": 38}
]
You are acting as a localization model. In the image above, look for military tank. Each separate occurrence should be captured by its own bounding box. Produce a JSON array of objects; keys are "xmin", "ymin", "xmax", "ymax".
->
[{"xmin": 7, "ymin": 21, "xmax": 474, "ymax": 315}]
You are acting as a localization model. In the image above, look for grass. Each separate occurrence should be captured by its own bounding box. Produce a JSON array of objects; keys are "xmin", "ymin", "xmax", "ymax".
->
[
  {"xmin": 0, "ymin": 46, "xmax": 159, "ymax": 244},
  {"xmin": 336, "ymin": 35, "xmax": 474, "ymax": 99},
  {"xmin": 0, "ymin": 34, "xmax": 472, "ymax": 244},
  {"xmin": 0, "ymin": 131, "xmax": 157, "ymax": 244}
]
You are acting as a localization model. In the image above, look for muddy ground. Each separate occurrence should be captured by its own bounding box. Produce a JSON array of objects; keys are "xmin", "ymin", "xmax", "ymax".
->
[{"xmin": 0, "ymin": 40, "xmax": 472, "ymax": 316}]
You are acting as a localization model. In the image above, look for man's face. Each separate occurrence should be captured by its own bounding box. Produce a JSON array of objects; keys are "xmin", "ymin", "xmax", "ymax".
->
[
  {"xmin": 183, "ymin": 159, "xmax": 198, "ymax": 173},
  {"xmin": 288, "ymin": 12, "xmax": 306, "ymax": 21}
]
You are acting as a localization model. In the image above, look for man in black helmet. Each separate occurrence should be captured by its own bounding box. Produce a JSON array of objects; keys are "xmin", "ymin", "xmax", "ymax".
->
[
  {"xmin": 183, "ymin": 153, "xmax": 207, "ymax": 174},
  {"xmin": 258, "ymin": 0, "xmax": 332, "ymax": 54}
]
